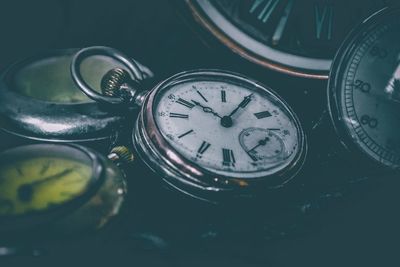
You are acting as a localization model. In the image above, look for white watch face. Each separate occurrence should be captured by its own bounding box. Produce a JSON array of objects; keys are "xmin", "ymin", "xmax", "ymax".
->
[{"xmin": 153, "ymin": 74, "xmax": 303, "ymax": 179}]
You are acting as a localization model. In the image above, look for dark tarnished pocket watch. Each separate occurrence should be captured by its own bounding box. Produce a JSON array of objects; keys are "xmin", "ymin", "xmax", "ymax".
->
[
  {"xmin": 0, "ymin": 49, "xmax": 153, "ymax": 149},
  {"xmin": 0, "ymin": 143, "xmax": 129, "ymax": 237},
  {"xmin": 71, "ymin": 46, "xmax": 307, "ymax": 202},
  {"xmin": 175, "ymin": 0, "xmax": 394, "ymax": 79}
]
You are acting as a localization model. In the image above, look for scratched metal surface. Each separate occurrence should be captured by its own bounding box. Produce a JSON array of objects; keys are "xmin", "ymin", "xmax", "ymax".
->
[{"xmin": 0, "ymin": 1, "xmax": 399, "ymax": 266}]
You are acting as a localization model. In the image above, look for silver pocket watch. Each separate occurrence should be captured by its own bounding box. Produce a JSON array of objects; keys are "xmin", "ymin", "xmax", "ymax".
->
[{"xmin": 71, "ymin": 46, "xmax": 308, "ymax": 202}]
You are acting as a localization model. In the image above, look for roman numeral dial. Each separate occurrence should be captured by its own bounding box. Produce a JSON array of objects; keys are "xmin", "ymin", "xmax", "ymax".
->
[{"xmin": 154, "ymin": 77, "xmax": 304, "ymax": 181}]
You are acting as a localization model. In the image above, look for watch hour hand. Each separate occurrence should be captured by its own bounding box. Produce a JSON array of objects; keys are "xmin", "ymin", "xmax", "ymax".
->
[{"xmin": 17, "ymin": 168, "xmax": 75, "ymax": 202}]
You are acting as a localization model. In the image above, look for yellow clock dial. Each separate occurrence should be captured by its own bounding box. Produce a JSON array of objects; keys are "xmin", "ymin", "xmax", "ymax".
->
[{"xmin": 0, "ymin": 157, "xmax": 93, "ymax": 216}]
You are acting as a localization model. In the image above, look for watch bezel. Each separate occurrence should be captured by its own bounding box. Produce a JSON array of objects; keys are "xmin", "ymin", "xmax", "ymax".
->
[
  {"xmin": 134, "ymin": 69, "xmax": 307, "ymax": 200},
  {"xmin": 328, "ymin": 7, "xmax": 400, "ymax": 172}
]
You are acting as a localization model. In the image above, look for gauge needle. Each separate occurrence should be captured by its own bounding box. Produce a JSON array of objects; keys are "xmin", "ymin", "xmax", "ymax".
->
[
  {"xmin": 191, "ymin": 100, "xmax": 222, "ymax": 118},
  {"xmin": 221, "ymin": 94, "xmax": 253, "ymax": 128},
  {"xmin": 245, "ymin": 136, "xmax": 270, "ymax": 161},
  {"xmin": 17, "ymin": 168, "xmax": 75, "ymax": 202},
  {"xmin": 249, "ymin": 136, "xmax": 270, "ymax": 152}
]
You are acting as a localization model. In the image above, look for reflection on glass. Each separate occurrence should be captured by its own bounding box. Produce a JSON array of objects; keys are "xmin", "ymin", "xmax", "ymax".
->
[{"xmin": 13, "ymin": 54, "xmax": 124, "ymax": 103}]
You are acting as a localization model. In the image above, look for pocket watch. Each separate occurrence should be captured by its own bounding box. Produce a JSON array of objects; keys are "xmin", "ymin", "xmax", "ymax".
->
[
  {"xmin": 0, "ymin": 143, "xmax": 128, "ymax": 237},
  {"xmin": 176, "ymin": 0, "xmax": 393, "ymax": 79},
  {"xmin": 0, "ymin": 49, "xmax": 153, "ymax": 148},
  {"xmin": 71, "ymin": 46, "xmax": 307, "ymax": 202},
  {"xmin": 328, "ymin": 7, "xmax": 400, "ymax": 172}
]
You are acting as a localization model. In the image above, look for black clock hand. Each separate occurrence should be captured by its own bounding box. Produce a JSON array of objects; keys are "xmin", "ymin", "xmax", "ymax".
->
[
  {"xmin": 221, "ymin": 94, "xmax": 253, "ymax": 128},
  {"xmin": 245, "ymin": 136, "xmax": 271, "ymax": 161},
  {"xmin": 249, "ymin": 136, "xmax": 270, "ymax": 152},
  {"xmin": 17, "ymin": 168, "xmax": 75, "ymax": 202},
  {"xmin": 191, "ymin": 100, "xmax": 222, "ymax": 118}
]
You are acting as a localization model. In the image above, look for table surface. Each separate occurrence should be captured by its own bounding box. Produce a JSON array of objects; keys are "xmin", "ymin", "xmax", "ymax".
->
[{"xmin": 0, "ymin": 1, "xmax": 399, "ymax": 266}]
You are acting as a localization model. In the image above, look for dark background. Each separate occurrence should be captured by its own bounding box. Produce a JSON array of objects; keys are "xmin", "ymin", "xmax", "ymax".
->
[{"xmin": 0, "ymin": 1, "xmax": 400, "ymax": 266}]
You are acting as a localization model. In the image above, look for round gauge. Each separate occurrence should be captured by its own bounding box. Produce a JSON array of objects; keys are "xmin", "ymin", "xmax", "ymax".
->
[
  {"xmin": 182, "ymin": 0, "xmax": 392, "ymax": 79},
  {"xmin": 328, "ymin": 7, "xmax": 400, "ymax": 170},
  {"xmin": 0, "ymin": 49, "xmax": 151, "ymax": 143},
  {"xmin": 0, "ymin": 144, "xmax": 126, "ymax": 233},
  {"xmin": 239, "ymin": 128, "xmax": 287, "ymax": 162},
  {"xmin": 137, "ymin": 70, "xmax": 306, "ymax": 189}
]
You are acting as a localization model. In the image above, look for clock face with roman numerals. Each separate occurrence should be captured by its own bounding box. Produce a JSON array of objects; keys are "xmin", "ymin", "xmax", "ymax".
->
[
  {"xmin": 153, "ymin": 72, "xmax": 305, "ymax": 179},
  {"xmin": 185, "ymin": 0, "xmax": 392, "ymax": 78}
]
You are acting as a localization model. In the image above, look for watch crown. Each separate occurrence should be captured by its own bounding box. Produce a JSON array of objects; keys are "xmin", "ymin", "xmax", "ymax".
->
[
  {"xmin": 108, "ymin": 146, "xmax": 135, "ymax": 165},
  {"xmin": 101, "ymin": 68, "xmax": 131, "ymax": 97}
]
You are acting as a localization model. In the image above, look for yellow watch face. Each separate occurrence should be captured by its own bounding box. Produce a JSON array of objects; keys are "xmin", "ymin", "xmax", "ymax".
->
[{"xmin": 0, "ymin": 157, "xmax": 93, "ymax": 216}]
